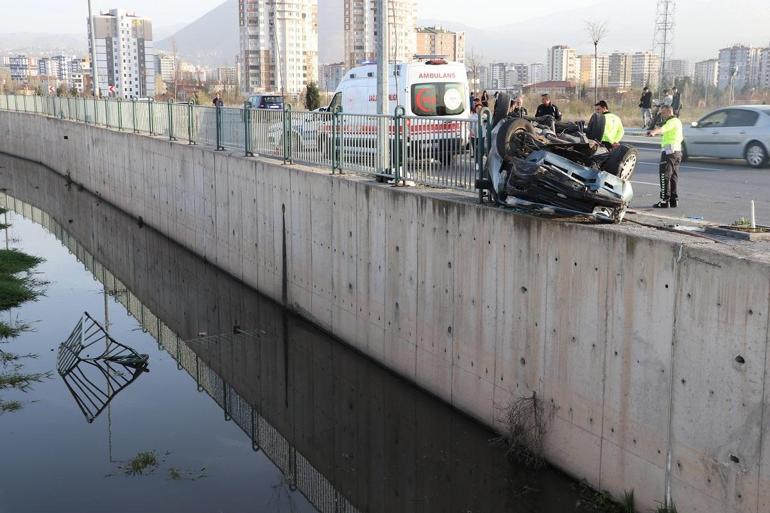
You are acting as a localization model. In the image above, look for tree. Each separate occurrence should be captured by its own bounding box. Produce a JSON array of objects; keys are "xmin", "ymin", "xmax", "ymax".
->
[
  {"xmin": 304, "ymin": 82, "xmax": 320, "ymax": 111},
  {"xmin": 465, "ymin": 48, "xmax": 485, "ymax": 95},
  {"xmin": 586, "ymin": 20, "xmax": 608, "ymax": 104},
  {"xmin": 69, "ymin": 87, "xmax": 79, "ymax": 97},
  {"xmin": 56, "ymin": 84, "xmax": 68, "ymax": 97}
]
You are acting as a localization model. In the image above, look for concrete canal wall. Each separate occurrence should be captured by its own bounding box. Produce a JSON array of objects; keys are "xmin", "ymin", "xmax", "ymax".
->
[{"xmin": 1, "ymin": 111, "xmax": 770, "ymax": 513}]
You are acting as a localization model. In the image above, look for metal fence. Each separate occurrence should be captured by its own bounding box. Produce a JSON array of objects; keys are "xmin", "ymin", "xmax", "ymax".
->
[{"xmin": 0, "ymin": 93, "xmax": 492, "ymax": 192}]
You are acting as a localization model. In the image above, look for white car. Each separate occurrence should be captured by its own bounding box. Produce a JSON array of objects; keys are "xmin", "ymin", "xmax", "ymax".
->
[{"xmin": 683, "ymin": 105, "xmax": 770, "ymax": 168}]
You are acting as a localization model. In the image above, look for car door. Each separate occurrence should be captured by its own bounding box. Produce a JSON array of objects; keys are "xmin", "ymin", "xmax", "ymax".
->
[
  {"xmin": 688, "ymin": 110, "xmax": 728, "ymax": 157},
  {"xmin": 721, "ymin": 109, "xmax": 760, "ymax": 159}
]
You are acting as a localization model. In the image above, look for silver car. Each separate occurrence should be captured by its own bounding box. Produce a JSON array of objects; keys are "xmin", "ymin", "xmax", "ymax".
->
[{"xmin": 683, "ymin": 105, "xmax": 770, "ymax": 168}]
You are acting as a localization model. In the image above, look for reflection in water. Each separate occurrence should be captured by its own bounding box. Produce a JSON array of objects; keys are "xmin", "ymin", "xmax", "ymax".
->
[
  {"xmin": 57, "ymin": 312, "xmax": 149, "ymax": 423},
  {"xmin": 0, "ymin": 155, "xmax": 583, "ymax": 513}
]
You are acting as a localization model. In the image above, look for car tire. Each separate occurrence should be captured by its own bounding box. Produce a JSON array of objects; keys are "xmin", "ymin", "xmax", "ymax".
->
[
  {"xmin": 745, "ymin": 142, "xmax": 768, "ymax": 168},
  {"xmin": 496, "ymin": 117, "xmax": 539, "ymax": 161},
  {"xmin": 492, "ymin": 92, "xmax": 511, "ymax": 128},
  {"xmin": 681, "ymin": 142, "xmax": 688, "ymax": 162},
  {"xmin": 603, "ymin": 145, "xmax": 639, "ymax": 180}
]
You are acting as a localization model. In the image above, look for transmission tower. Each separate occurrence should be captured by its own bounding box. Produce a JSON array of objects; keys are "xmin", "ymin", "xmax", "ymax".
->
[{"xmin": 652, "ymin": 0, "xmax": 675, "ymax": 91}]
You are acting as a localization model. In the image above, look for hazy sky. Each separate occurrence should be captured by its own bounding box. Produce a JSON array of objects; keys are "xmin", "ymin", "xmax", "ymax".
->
[{"xmin": 2, "ymin": 0, "xmax": 604, "ymax": 33}]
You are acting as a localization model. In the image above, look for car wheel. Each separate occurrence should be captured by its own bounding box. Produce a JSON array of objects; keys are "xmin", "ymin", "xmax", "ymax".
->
[
  {"xmin": 603, "ymin": 145, "xmax": 639, "ymax": 180},
  {"xmin": 681, "ymin": 142, "xmax": 688, "ymax": 162},
  {"xmin": 492, "ymin": 92, "xmax": 511, "ymax": 128},
  {"xmin": 496, "ymin": 117, "xmax": 540, "ymax": 161},
  {"xmin": 745, "ymin": 142, "xmax": 768, "ymax": 168}
]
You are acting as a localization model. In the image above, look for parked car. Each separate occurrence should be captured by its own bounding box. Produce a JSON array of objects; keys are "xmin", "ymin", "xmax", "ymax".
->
[
  {"xmin": 683, "ymin": 105, "xmax": 770, "ymax": 168},
  {"xmin": 246, "ymin": 94, "xmax": 284, "ymax": 110}
]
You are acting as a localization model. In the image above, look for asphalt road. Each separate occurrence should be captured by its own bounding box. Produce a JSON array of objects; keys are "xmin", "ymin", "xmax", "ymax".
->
[{"xmin": 626, "ymin": 144, "xmax": 770, "ymax": 226}]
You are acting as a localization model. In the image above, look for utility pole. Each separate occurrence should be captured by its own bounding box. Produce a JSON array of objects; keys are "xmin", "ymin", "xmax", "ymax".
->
[
  {"xmin": 88, "ymin": 0, "xmax": 99, "ymax": 97},
  {"xmin": 376, "ymin": 0, "xmax": 390, "ymax": 175},
  {"xmin": 653, "ymin": 0, "xmax": 675, "ymax": 92}
]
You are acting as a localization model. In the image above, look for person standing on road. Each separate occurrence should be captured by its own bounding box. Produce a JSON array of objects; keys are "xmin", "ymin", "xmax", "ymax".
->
[
  {"xmin": 481, "ymin": 90, "xmax": 489, "ymax": 108},
  {"xmin": 589, "ymin": 100, "xmax": 624, "ymax": 149},
  {"xmin": 535, "ymin": 94, "xmax": 562, "ymax": 121},
  {"xmin": 647, "ymin": 105, "xmax": 684, "ymax": 208},
  {"xmin": 672, "ymin": 86, "xmax": 682, "ymax": 117},
  {"xmin": 639, "ymin": 87, "xmax": 652, "ymax": 127}
]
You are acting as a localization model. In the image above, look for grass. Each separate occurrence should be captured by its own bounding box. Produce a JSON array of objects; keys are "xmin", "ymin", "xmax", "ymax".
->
[
  {"xmin": 0, "ymin": 399, "xmax": 22, "ymax": 413},
  {"xmin": 573, "ymin": 480, "xmax": 637, "ymax": 513},
  {"xmin": 0, "ymin": 320, "xmax": 31, "ymax": 340},
  {"xmin": 0, "ymin": 250, "xmax": 44, "ymax": 275},
  {"xmin": 0, "ymin": 275, "xmax": 42, "ymax": 311},
  {"xmin": 125, "ymin": 451, "xmax": 159, "ymax": 476},
  {"xmin": 0, "ymin": 370, "xmax": 51, "ymax": 391}
]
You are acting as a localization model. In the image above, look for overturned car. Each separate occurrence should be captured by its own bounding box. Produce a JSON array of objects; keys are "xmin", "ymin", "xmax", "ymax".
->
[{"xmin": 477, "ymin": 93, "xmax": 638, "ymax": 223}]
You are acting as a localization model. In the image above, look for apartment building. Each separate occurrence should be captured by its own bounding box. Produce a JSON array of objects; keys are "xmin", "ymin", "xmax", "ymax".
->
[
  {"xmin": 608, "ymin": 52, "xmax": 632, "ymax": 89},
  {"xmin": 631, "ymin": 51, "xmax": 660, "ymax": 88},
  {"xmin": 415, "ymin": 26, "xmax": 465, "ymax": 62},
  {"xmin": 344, "ymin": 0, "xmax": 417, "ymax": 69},
  {"xmin": 88, "ymin": 8, "xmax": 155, "ymax": 98},
  {"xmin": 239, "ymin": 0, "xmax": 318, "ymax": 95},
  {"xmin": 546, "ymin": 45, "xmax": 577, "ymax": 82}
]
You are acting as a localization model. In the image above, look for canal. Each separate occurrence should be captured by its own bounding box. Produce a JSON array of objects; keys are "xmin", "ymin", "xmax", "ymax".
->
[{"xmin": 0, "ymin": 154, "xmax": 597, "ymax": 513}]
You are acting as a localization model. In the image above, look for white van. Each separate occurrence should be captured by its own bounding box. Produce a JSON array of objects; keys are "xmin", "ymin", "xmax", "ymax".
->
[{"xmin": 321, "ymin": 60, "xmax": 471, "ymax": 165}]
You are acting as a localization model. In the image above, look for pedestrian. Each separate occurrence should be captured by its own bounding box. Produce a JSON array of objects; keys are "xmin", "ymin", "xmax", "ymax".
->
[
  {"xmin": 661, "ymin": 89, "xmax": 673, "ymax": 107},
  {"xmin": 535, "ymin": 93, "xmax": 561, "ymax": 120},
  {"xmin": 647, "ymin": 105, "xmax": 684, "ymax": 208},
  {"xmin": 508, "ymin": 95, "xmax": 528, "ymax": 118},
  {"xmin": 212, "ymin": 94, "xmax": 223, "ymax": 107},
  {"xmin": 481, "ymin": 90, "xmax": 489, "ymax": 108},
  {"xmin": 469, "ymin": 99, "xmax": 484, "ymax": 157},
  {"xmin": 672, "ymin": 86, "xmax": 682, "ymax": 117},
  {"xmin": 588, "ymin": 100, "xmax": 624, "ymax": 149},
  {"xmin": 639, "ymin": 86, "xmax": 652, "ymax": 128}
]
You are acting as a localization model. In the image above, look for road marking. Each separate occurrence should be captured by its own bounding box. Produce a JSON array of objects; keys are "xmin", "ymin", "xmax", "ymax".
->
[
  {"xmin": 631, "ymin": 180, "xmax": 659, "ymax": 186},
  {"xmin": 636, "ymin": 161, "xmax": 730, "ymax": 171}
]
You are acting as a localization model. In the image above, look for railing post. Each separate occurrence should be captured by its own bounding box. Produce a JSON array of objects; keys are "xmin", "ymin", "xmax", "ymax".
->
[
  {"xmin": 167, "ymin": 100, "xmax": 176, "ymax": 141},
  {"xmin": 281, "ymin": 104, "xmax": 293, "ymax": 164},
  {"xmin": 93, "ymin": 96, "xmax": 97, "ymax": 125},
  {"xmin": 187, "ymin": 100, "xmax": 196, "ymax": 145},
  {"xmin": 74, "ymin": 96, "xmax": 80, "ymax": 121},
  {"xmin": 148, "ymin": 98, "xmax": 154, "ymax": 135},
  {"xmin": 332, "ymin": 106, "xmax": 342, "ymax": 173},
  {"xmin": 243, "ymin": 102, "xmax": 254, "ymax": 157},
  {"xmin": 117, "ymin": 98, "xmax": 123, "ymax": 131},
  {"xmin": 105, "ymin": 98, "xmax": 111, "ymax": 128},
  {"xmin": 132, "ymin": 98, "xmax": 138, "ymax": 133},
  {"xmin": 393, "ymin": 106, "xmax": 406, "ymax": 185},
  {"xmin": 215, "ymin": 104, "xmax": 224, "ymax": 151}
]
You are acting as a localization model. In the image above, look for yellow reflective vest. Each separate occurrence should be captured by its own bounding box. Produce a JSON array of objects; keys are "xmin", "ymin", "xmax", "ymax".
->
[
  {"xmin": 660, "ymin": 116, "xmax": 684, "ymax": 152},
  {"xmin": 602, "ymin": 112, "xmax": 624, "ymax": 144}
]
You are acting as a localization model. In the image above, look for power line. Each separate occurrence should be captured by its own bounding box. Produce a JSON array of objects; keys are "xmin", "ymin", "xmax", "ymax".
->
[{"xmin": 652, "ymin": 0, "xmax": 675, "ymax": 90}]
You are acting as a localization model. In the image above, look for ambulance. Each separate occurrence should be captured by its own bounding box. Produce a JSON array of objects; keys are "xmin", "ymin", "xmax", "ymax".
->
[{"xmin": 321, "ymin": 60, "xmax": 471, "ymax": 165}]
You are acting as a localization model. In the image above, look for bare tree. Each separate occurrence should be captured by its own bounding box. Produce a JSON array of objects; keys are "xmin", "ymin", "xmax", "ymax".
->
[
  {"xmin": 465, "ymin": 48, "xmax": 485, "ymax": 97},
  {"xmin": 586, "ymin": 20, "xmax": 608, "ymax": 104}
]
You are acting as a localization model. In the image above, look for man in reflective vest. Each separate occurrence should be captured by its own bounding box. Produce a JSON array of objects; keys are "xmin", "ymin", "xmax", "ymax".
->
[
  {"xmin": 588, "ymin": 100, "xmax": 624, "ymax": 149},
  {"xmin": 647, "ymin": 105, "xmax": 684, "ymax": 208}
]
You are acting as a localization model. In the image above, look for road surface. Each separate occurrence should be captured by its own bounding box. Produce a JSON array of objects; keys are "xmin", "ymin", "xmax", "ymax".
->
[{"xmin": 627, "ymin": 145, "xmax": 770, "ymax": 226}]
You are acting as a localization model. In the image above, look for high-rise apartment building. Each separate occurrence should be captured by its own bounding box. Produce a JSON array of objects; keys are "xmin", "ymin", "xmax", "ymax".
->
[
  {"xmin": 319, "ymin": 62, "xmax": 345, "ymax": 91},
  {"xmin": 546, "ymin": 45, "xmax": 577, "ymax": 82},
  {"xmin": 239, "ymin": 0, "xmax": 318, "ymax": 95},
  {"xmin": 717, "ymin": 44, "xmax": 758, "ymax": 91},
  {"xmin": 577, "ymin": 54, "xmax": 608, "ymax": 87},
  {"xmin": 608, "ymin": 52, "xmax": 632, "ymax": 89},
  {"xmin": 9, "ymin": 55, "xmax": 30, "ymax": 82},
  {"xmin": 415, "ymin": 26, "xmax": 465, "ymax": 62},
  {"xmin": 88, "ymin": 9, "xmax": 155, "ymax": 98},
  {"xmin": 155, "ymin": 53, "xmax": 176, "ymax": 82},
  {"xmin": 664, "ymin": 59, "xmax": 691, "ymax": 83},
  {"xmin": 694, "ymin": 59, "xmax": 719, "ymax": 87},
  {"xmin": 631, "ymin": 51, "xmax": 660, "ymax": 88},
  {"xmin": 758, "ymin": 48, "xmax": 770, "ymax": 90},
  {"xmin": 528, "ymin": 63, "xmax": 545, "ymax": 85},
  {"xmin": 344, "ymin": 0, "xmax": 416, "ymax": 69}
]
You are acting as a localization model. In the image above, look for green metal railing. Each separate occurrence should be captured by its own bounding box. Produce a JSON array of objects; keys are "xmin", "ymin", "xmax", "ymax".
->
[{"xmin": 0, "ymin": 93, "xmax": 492, "ymax": 192}]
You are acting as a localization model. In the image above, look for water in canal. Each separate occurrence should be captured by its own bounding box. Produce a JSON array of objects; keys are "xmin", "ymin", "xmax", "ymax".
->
[{"xmin": 0, "ymin": 155, "xmax": 590, "ymax": 513}]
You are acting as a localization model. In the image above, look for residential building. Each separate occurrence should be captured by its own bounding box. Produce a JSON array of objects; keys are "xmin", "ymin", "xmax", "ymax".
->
[
  {"xmin": 239, "ymin": 0, "xmax": 319, "ymax": 95},
  {"xmin": 319, "ymin": 61, "xmax": 345, "ymax": 92},
  {"xmin": 488, "ymin": 62, "xmax": 507, "ymax": 89},
  {"xmin": 717, "ymin": 44, "xmax": 757, "ymax": 91},
  {"xmin": 216, "ymin": 66, "xmax": 238, "ymax": 86},
  {"xmin": 664, "ymin": 59, "xmax": 691, "ymax": 83},
  {"xmin": 155, "ymin": 53, "xmax": 176, "ymax": 82},
  {"xmin": 608, "ymin": 52, "xmax": 632, "ymax": 89},
  {"xmin": 88, "ymin": 9, "xmax": 156, "ymax": 98},
  {"xmin": 415, "ymin": 26, "xmax": 465, "ymax": 62},
  {"xmin": 9, "ymin": 55, "xmax": 30, "ymax": 82},
  {"xmin": 344, "ymin": 0, "xmax": 416, "ymax": 69},
  {"xmin": 546, "ymin": 45, "xmax": 577, "ymax": 82},
  {"xmin": 694, "ymin": 59, "xmax": 719, "ymax": 88},
  {"xmin": 631, "ymin": 51, "xmax": 660, "ymax": 88},
  {"xmin": 527, "ymin": 63, "xmax": 544, "ymax": 85},
  {"xmin": 759, "ymin": 48, "xmax": 770, "ymax": 89},
  {"xmin": 577, "ymin": 54, "xmax": 609, "ymax": 87}
]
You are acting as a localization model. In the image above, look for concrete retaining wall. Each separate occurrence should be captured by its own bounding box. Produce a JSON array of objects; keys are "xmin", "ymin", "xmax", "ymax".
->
[{"xmin": 1, "ymin": 111, "xmax": 769, "ymax": 513}]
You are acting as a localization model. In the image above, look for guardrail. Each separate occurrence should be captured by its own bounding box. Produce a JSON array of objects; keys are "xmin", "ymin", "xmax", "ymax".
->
[{"xmin": 0, "ymin": 93, "xmax": 492, "ymax": 193}]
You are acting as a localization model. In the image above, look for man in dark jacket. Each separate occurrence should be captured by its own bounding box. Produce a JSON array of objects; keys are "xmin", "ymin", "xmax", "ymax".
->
[
  {"xmin": 535, "ymin": 94, "xmax": 561, "ymax": 120},
  {"xmin": 672, "ymin": 87, "xmax": 682, "ymax": 117},
  {"xmin": 639, "ymin": 87, "xmax": 652, "ymax": 127},
  {"xmin": 508, "ymin": 95, "xmax": 528, "ymax": 118}
]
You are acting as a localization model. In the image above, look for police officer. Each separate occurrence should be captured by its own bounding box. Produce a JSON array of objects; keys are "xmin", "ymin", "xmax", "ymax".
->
[
  {"xmin": 535, "ymin": 93, "xmax": 562, "ymax": 120},
  {"xmin": 647, "ymin": 104, "xmax": 684, "ymax": 208},
  {"xmin": 589, "ymin": 100, "xmax": 624, "ymax": 149}
]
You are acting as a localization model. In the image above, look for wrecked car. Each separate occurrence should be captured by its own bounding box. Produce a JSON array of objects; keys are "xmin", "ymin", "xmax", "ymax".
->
[{"xmin": 477, "ymin": 92, "xmax": 638, "ymax": 223}]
